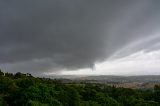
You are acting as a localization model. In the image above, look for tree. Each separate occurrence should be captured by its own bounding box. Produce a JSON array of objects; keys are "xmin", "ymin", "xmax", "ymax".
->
[
  {"xmin": 5, "ymin": 72, "xmax": 14, "ymax": 78},
  {"xmin": 154, "ymin": 85, "xmax": 160, "ymax": 102},
  {"xmin": 0, "ymin": 95, "xmax": 7, "ymax": 106},
  {"xmin": 26, "ymin": 100, "xmax": 49, "ymax": 106},
  {"xmin": 0, "ymin": 69, "xmax": 4, "ymax": 76},
  {"xmin": 80, "ymin": 101, "xmax": 100, "ymax": 106},
  {"xmin": 15, "ymin": 72, "xmax": 26, "ymax": 78},
  {"xmin": 95, "ymin": 92, "xmax": 119, "ymax": 106}
]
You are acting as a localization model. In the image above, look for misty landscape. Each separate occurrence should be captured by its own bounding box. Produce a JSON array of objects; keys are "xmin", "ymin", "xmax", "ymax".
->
[{"xmin": 0, "ymin": 0, "xmax": 160, "ymax": 106}]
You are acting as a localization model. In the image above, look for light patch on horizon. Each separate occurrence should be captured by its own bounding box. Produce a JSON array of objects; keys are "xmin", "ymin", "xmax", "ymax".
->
[{"xmin": 58, "ymin": 50, "xmax": 160, "ymax": 76}]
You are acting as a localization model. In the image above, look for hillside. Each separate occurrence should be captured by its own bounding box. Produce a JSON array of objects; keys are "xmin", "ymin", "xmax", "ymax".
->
[{"xmin": 0, "ymin": 71, "xmax": 160, "ymax": 106}]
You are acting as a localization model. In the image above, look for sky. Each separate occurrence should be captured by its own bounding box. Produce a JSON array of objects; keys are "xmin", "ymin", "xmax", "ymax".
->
[{"xmin": 0, "ymin": 0, "xmax": 160, "ymax": 76}]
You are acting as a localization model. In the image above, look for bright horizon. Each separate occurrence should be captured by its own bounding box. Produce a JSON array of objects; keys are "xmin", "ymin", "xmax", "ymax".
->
[{"xmin": 45, "ymin": 49, "xmax": 160, "ymax": 76}]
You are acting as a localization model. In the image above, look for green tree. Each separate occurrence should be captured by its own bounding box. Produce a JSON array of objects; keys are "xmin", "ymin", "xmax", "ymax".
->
[
  {"xmin": 26, "ymin": 100, "xmax": 49, "ymax": 106},
  {"xmin": 154, "ymin": 85, "xmax": 160, "ymax": 103},
  {"xmin": 0, "ymin": 69, "xmax": 4, "ymax": 76},
  {"xmin": 0, "ymin": 95, "xmax": 7, "ymax": 106},
  {"xmin": 80, "ymin": 101, "xmax": 100, "ymax": 106},
  {"xmin": 96, "ymin": 92, "xmax": 119, "ymax": 106}
]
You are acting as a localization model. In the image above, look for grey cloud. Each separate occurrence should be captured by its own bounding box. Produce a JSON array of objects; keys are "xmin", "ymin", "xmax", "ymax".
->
[{"xmin": 0, "ymin": 0, "xmax": 160, "ymax": 75}]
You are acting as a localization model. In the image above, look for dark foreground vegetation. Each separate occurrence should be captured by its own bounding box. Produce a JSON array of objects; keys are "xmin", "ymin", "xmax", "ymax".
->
[{"xmin": 0, "ymin": 70, "xmax": 160, "ymax": 106}]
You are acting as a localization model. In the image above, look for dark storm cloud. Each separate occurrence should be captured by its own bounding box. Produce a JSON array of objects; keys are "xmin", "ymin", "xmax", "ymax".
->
[{"xmin": 0, "ymin": 0, "xmax": 160, "ymax": 75}]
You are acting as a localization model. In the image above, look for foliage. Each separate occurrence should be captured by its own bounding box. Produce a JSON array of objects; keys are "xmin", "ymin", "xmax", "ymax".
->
[{"xmin": 0, "ymin": 70, "xmax": 160, "ymax": 106}]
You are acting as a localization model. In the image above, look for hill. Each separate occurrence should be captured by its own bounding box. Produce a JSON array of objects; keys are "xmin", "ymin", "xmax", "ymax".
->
[{"xmin": 0, "ymin": 70, "xmax": 160, "ymax": 106}]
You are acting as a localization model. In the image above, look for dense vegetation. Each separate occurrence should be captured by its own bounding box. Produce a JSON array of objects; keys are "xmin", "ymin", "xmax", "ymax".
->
[{"xmin": 0, "ymin": 70, "xmax": 160, "ymax": 106}]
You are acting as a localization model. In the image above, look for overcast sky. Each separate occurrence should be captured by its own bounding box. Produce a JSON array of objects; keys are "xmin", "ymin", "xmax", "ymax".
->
[{"xmin": 1, "ymin": 0, "xmax": 160, "ymax": 76}]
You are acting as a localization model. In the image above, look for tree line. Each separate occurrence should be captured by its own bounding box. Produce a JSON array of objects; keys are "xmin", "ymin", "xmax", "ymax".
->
[{"xmin": 0, "ymin": 70, "xmax": 160, "ymax": 106}]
